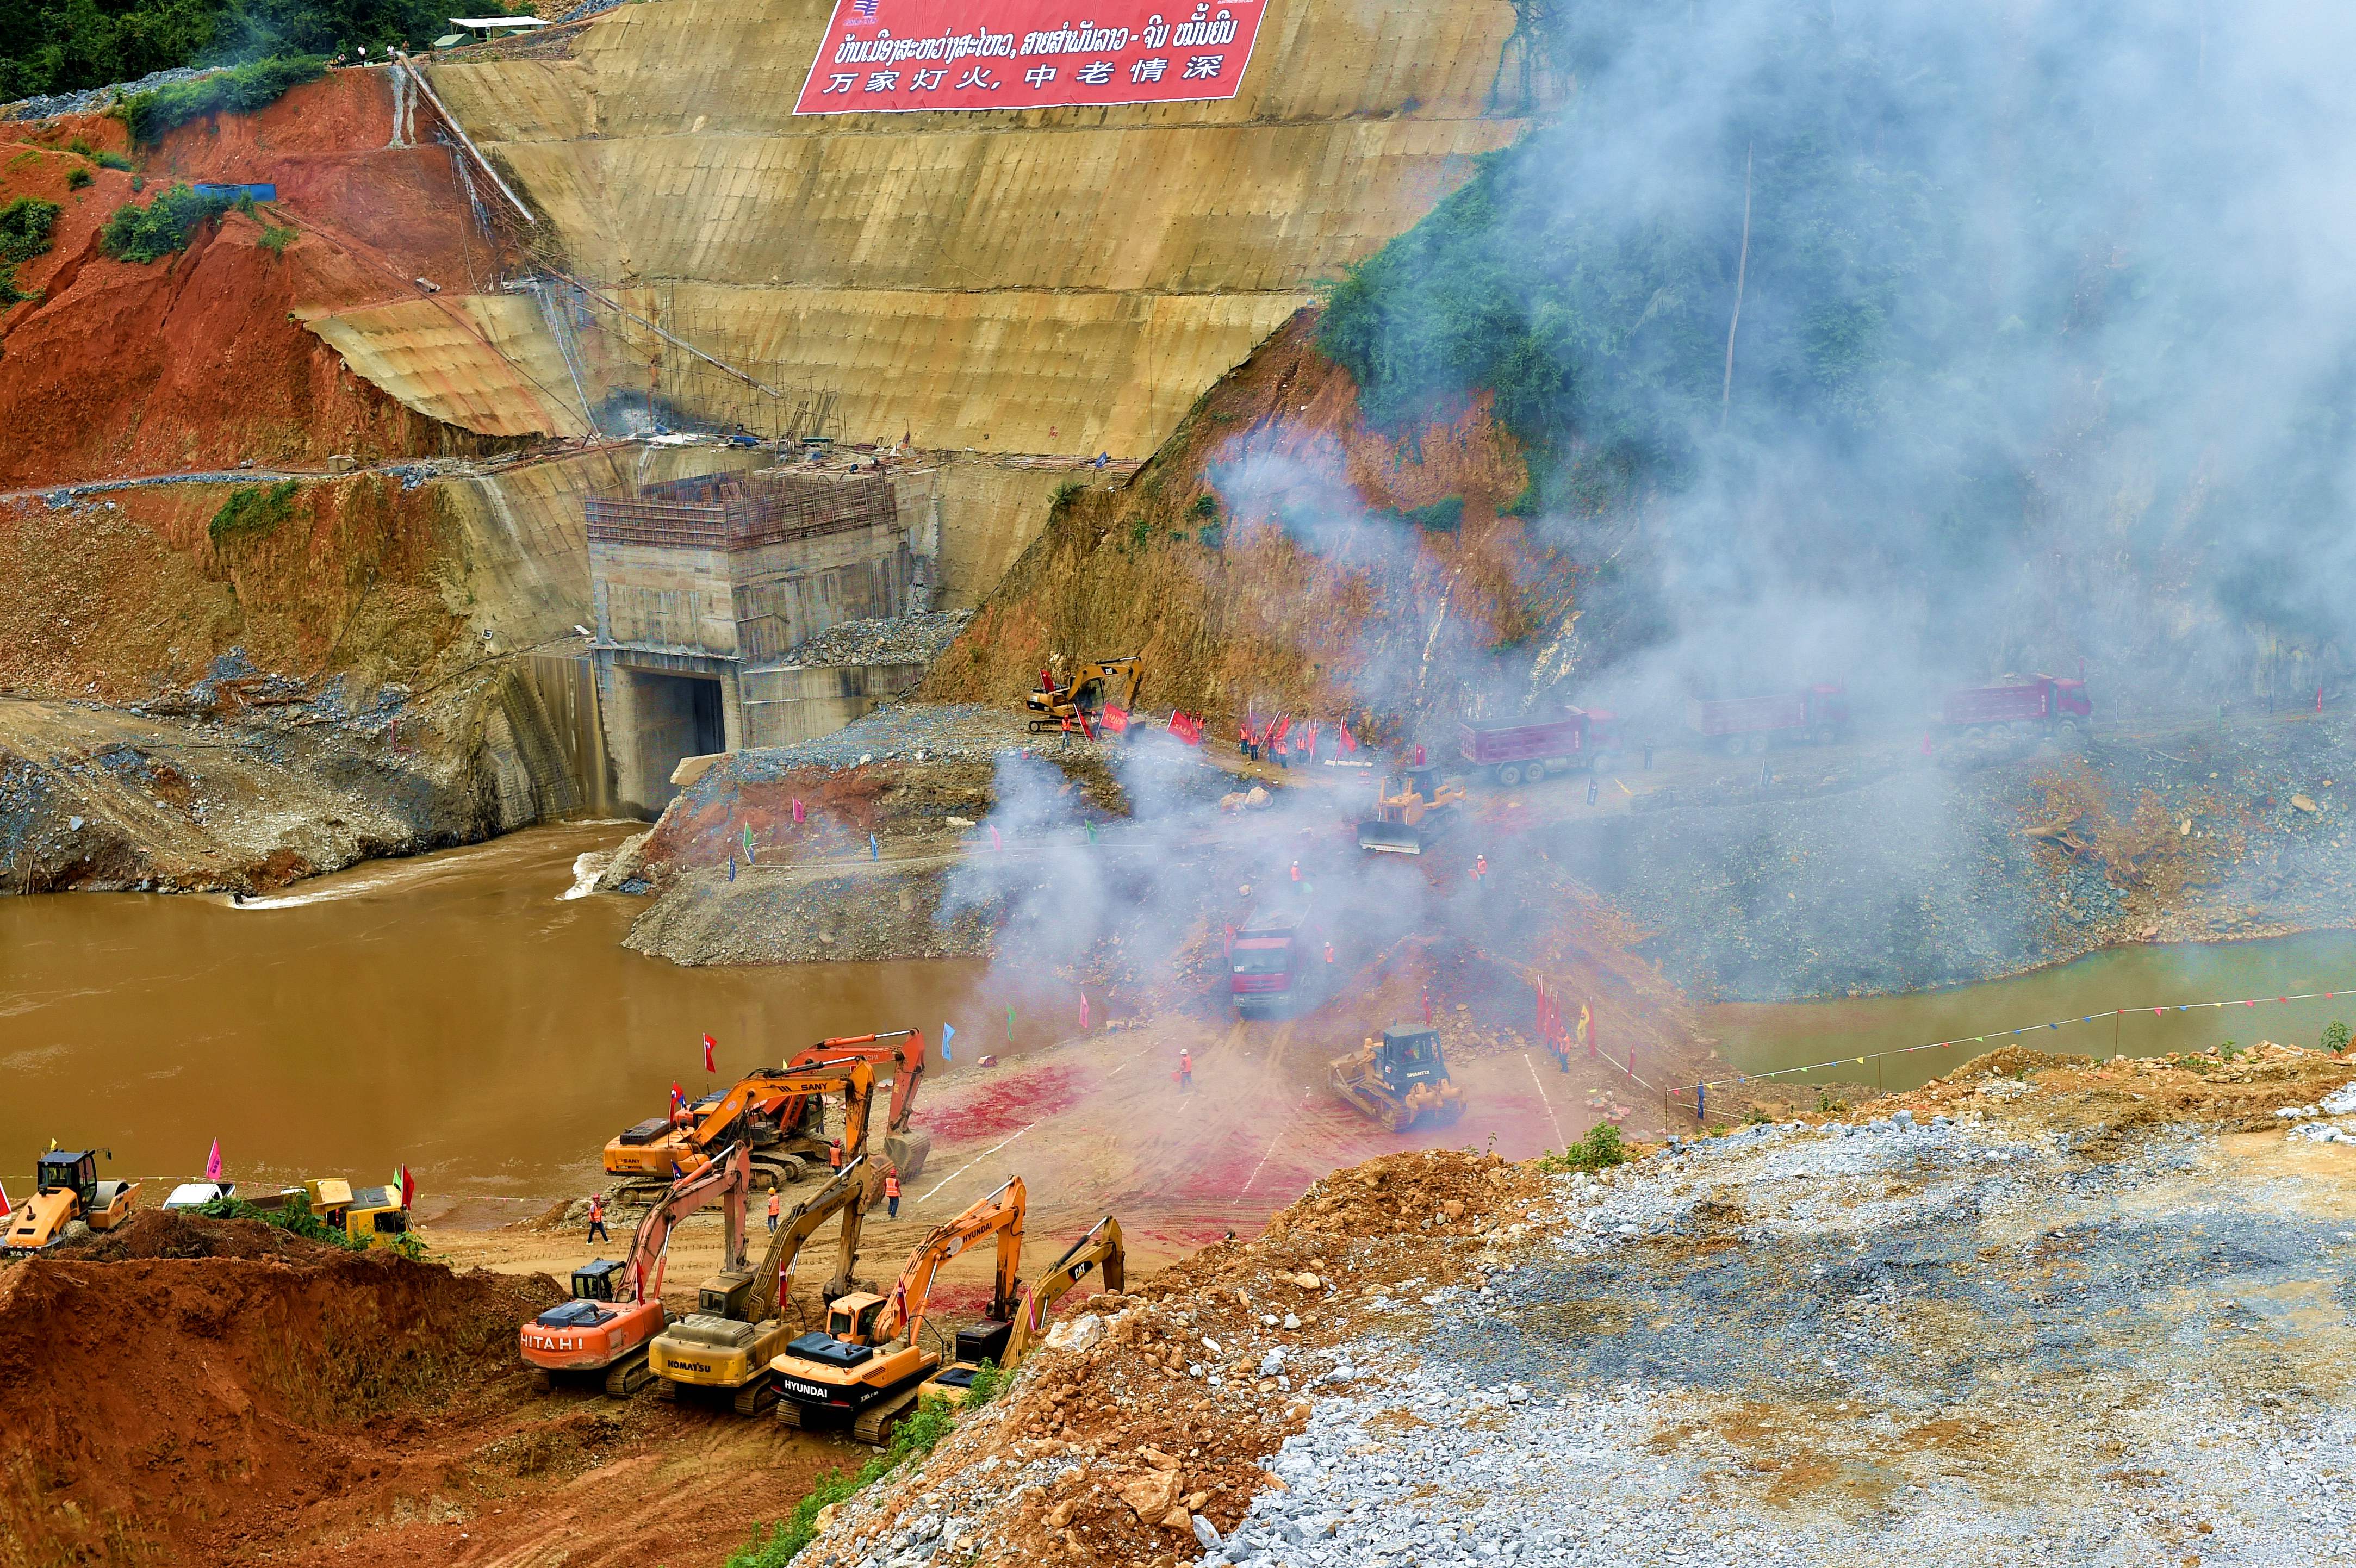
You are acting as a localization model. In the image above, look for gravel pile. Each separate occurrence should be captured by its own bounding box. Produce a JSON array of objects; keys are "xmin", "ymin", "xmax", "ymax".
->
[
  {"xmin": 782, "ymin": 610, "xmax": 971, "ymax": 670},
  {"xmin": 3, "ymin": 63, "xmax": 222, "ymax": 122},
  {"xmin": 1202, "ymin": 1115, "xmax": 2356, "ymax": 1568},
  {"xmin": 729, "ymin": 703, "xmax": 1049, "ymax": 775}
]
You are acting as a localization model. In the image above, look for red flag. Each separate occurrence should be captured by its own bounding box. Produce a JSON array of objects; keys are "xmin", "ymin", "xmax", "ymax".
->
[
  {"xmin": 399, "ymin": 1165, "xmax": 414, "ymax": 1210},
  {"xmin": 1338, "ymin": 720, "xmax": 1357, "ymax": 754},
  {"xmin": 0, "ymin": 1180, "xmax": 11, "ymax": 1219},
  {"xmin": 1267, "ymin": 715, "xmax": 1292, "ymax": 750},
  {"xmin": 702, "ymin": 1033, "xmax": 717, "ymax": 1073},
  {"xmin": 671, "ymin": 1080, "xmax": 685, "ymax": 1117},
  {"xmin": 1101, "ymin": 704, "xmax": 1130, "ymax": 734}
]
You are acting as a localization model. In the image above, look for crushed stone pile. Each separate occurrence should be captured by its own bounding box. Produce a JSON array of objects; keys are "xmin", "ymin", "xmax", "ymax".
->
[
  {"xmin": 783, "ymin": 610, "xmax": 973, "ymax": 670},
  {"xmin": 1, "ymin": 63, "xmax": 221, "ymax": 122},
  {"xmin": 797, "ymin": 1047, "xmax": 2356, "ymax": 1568}
]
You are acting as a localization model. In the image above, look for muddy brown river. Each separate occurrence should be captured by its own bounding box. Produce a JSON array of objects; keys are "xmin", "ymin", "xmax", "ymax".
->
[{"xmin": 0, "ymin": 825, "xmax": 1057, "ymax": 1209}]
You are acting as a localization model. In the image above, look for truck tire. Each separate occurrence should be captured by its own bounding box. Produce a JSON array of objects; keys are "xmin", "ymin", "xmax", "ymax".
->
[
  {"xmin": 1723, "ymin": 734, "xmax": 1746, "ymax": 757},
  {"xmin": 1497, "ymin": 762, "xmax": 1524, "ymax": 787},
  {"xmin": 1812, "ymin": 724, "xmax": 1836, "ymax": 746},
  {"xmin": 1748, "ymin": 732, "xmax": 1769, "ymax": 755}
]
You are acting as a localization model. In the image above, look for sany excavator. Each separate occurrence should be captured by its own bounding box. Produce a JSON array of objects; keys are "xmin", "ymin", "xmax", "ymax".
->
[
  {"xmin": 520, "ymin": 1143, "xmax": 751, "ymax": 1397},
  {"xmin": 1358, "ymin": 762, "xmax": 1466, "ymax": 855},
  {"xmin": 771, "ymin": 1175, "xmax": 1027, "ymax": 1443},
  {"xmin": 921, "ymin": 1215, "xmax": 1123, "ymax": 1402},
  {"xmin": 3, "ymin": 1149, "xmax": 138, "ymax": 1252},
  {"xmin": 604, "ymin": 1030, "xmax": 931, "ymax": 1200},
  {"xmin": 1026, "ymin": 656, "xmax": 1144, "ymax": 734},
  {"xmin": 649, "ymin": 1154, "xmax": 872, "ymax": 1415}
]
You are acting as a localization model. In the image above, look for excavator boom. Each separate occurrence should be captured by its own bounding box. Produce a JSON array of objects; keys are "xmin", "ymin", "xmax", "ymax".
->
[
  {"xmin": 626, "ymin": 1142, "xmax": 753, "ymax": 1303},
  {"xmin": 1008, "ymin": 1216, "xmax": 1125, "ymax": 1364},
  {"xmin": 874, "ymin": 1175, "xmax": 1025, "ymax": 1348}
]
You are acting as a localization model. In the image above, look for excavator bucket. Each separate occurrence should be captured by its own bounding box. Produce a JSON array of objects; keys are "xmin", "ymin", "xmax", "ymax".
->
[
  {"xmin": 882, "ymin": 1130, "xmax": 931, "ymax": 1181},
  {"xmin": 1357, "ymin": 818, "xmax": 1427, "ymax": 855}
]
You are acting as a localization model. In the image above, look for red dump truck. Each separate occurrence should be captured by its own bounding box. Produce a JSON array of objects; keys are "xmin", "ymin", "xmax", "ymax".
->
[
  {"xmin": 1685, "ymin": 685, "xmax": 1850, "ymax": 754},
  {"xmin": 1228, "ymin": 895, "xmax": 1328, "ymax": 1019},
  {"xmin": 1458, "ymin": 707, "xmax": 1620, "ymax": 787},
  {"xmin": 1938, "ymin": 675, "xmax": 2092, "ymax": 735}
]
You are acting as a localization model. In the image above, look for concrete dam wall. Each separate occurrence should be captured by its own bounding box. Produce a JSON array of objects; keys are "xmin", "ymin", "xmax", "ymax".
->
[{"xmin": 418, "ymin": 0, "xmax": 1536, "ymax": 600}]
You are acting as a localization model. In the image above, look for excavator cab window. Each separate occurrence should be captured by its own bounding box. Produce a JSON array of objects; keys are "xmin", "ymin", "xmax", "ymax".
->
[
  {"xmin": 36, "ymin": 1153, "xmax": 93, "ymax": 1200},
  {"xmin": 572, "ymin": 1259, "xmax": 626, "ymax": 1302},
  {"xmin": 825, "ymin": 1296, "xmax": 887, "ymax": 1343}
]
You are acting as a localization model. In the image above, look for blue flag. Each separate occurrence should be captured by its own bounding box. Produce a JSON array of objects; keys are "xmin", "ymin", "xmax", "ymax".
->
[{"xmin": 941, "ymin": 1024, "xmax": 955, "ymax": 1062}]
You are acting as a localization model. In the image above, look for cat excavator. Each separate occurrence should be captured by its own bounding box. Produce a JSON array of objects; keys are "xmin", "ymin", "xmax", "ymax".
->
[
  {"xmin": 1026, "ymin": 656, "xmax": 1144, "ymax": 733},
  {"xmin": 603, "ymin": 1030, "xmax": 931, "ymax": 1199},
  {"xmin": 648, "ymin": 1155, "xmax": 872, "ymax": 1415},
  {"xmin": 770, "ymin": 1175, "xmax": 1027, "ymax": 1443},
  {"xmin": 520, "ymin": 1143, "xmax": 750, "ymax": 1397},
  {"xmin": 920, "ymin": 1215, "xmax": 1123, "ymax": 1402}
]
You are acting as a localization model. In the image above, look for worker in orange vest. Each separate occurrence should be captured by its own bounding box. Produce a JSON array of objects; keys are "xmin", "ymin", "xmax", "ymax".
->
[
  {"xmin": 1474, "ymin": 853, "xmax": 1489, "ymax": 882},
  {"xmin": 829, "ymin": 1138, "xmax": 843, "ymax": 1172},
  {"xmin": 766, "ymin": 1188, "xmax": 782, "ymax": 1234},
  {"xmin": 586, "ymin": 1193, "xmax": 608, "ymax": 1244},
  {"xmin": 1179, "ymin": 1049, "xmax": 1193, "ymax": 1090},
  {"xmin": 884, "ymin": 1168, "xmax": 902, "ymax": 1220}
]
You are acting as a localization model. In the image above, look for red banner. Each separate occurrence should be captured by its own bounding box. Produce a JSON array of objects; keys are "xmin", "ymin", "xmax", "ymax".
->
[{"xmin": 795, "ymin": 1, "xmax": 1267, "ymax": 115}]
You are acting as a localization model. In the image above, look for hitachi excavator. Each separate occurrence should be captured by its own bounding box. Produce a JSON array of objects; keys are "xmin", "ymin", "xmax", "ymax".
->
[
  {"xmin": 921, "ymin": 1215, "xmax": 1123, "ymax": 1402},
  {"xmin": 3, "ymin": 1149, "xmax": 138, "ymax": 1252},
  {"xmin": 648, "ymin": 1155, "xmax": 872, "ymax": 1415},
  {"xmin": 604, "ymin": 1030, "xmax": 931, "ymax": 1199},
  {"xmin": 520, "ymin": 1143, "xmax": 751, "ymax": 1397},
  {"xmin": 770, "ymin": 1175, "xmax": 1026, "ymax": 1443},
  {"xmin": 1026, "ymin": 656, "xmax": 1144, "ymax": 733},
  {"xmin": 1358, "ymin": 762, "xmax": 1466, "ymax": 855}
]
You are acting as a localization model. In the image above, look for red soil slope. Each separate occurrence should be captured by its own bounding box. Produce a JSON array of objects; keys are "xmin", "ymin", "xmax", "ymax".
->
[{"xmin": 0, "ymin": 71, "xmax": 518, "ymax": 487}]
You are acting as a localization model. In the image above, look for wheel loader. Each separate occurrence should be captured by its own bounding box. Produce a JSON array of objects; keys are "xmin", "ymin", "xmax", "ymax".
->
[
  {"xmin": 1026, "ymin": 656, "xmax": 1143, "ymax": 733},
  {"xmin": 648, "ymin": 1155, "xmax": 871, "ymax": 1415},
  {"xmin": 3, "ymin": 1149, "xmax": 138, "ymax": 1252},
  {"xmin": 1358, "ymin": 763, "xmax": 1465, "ymax": 855},
  {"xmin": 1329, "ymin": 1025, "xmax": 1465, "ymax": 1131},
  {"xmin": 770, "ymin": 1175, "xmax": 1025, "ymax": 1443},
  {"xmin": 520, "ymin": 1144, "xmax": 750, "ymax": 1397}
]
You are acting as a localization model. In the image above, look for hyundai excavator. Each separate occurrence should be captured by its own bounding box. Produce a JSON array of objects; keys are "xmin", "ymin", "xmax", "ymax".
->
[
  {"xmin": 770, "ymin": 1175, "xmax": 1026, "ymax": 1443},
  {"xmin": 604, "ymin": 1030, "xmax": 931, "ymax": 1199},
  {"xmin": 520, "ymin": 1143, "xmax": 751, "ymax": 1397},
  {"xmin": 1026, "ymin": 656, "xmax": 1143, "ymax": 733},
  {"xmin": 648, "ymin": 1155, "xmax": 872, "ymax": 1415},
  {"xmin": 3, "ymin": 1149, "xmax": 138, "ymax": 1252},
  {"xmin": 921, "ymin": 1214, "xmax": 1123, "ymax": 1402}
]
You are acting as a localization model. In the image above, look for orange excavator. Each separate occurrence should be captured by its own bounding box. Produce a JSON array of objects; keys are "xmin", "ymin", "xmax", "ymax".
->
[
  {"xmin": 604, "ymin": 1030, "xmax": 931, "ymax": 1199},
  {"xmin": 770, "ymin": 1175, "xmax": 1027, "ymax": 1443},
  {"xmin": 520, "ymin": 1143, "xmax": 751, "ymax": 1397},
  {"xmin": 921, "ymin": 1214, "xmax": 1123, "ymax": 1401}
]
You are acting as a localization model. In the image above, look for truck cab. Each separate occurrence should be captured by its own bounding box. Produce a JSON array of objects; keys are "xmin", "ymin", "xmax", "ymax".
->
[{"xmin": 1230, "ymin": 897, "xmax": 1323, "ymax": 1018}]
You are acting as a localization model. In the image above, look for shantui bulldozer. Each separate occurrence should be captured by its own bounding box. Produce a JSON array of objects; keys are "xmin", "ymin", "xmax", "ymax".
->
[
  {"xmin": 648, "ymin": 1154, "xmax": 872, "ymax": 1415},
  {"xmin": 604, "ymin": 1030, "xmax": 931, "ymax": 1200},
  {"xmin": 1330, "ymin": 1025, "xmax": 1465, "ymax": 1131},
  {"xmin": 1358, "ymin": 763, "xmax": 1466, "ymax": 855},
  {"xmin": 1027, "ymin": 655, "xmax": 1144, "ymax": 732},
  {"xmin": 921, "ymin": 1214, "xmax": 1123, "ymax": 1402},
  {"xmin": 4, "ymin": 1149, "xmax": 138, "ymax": 1252},
  {"xmin": 520, "ymin": 1143, "xmax": 751, "ymax": 1397},
  {"xmin": 770, "ymin": 1175, "xmax": 1026, "ymax": 1443}
]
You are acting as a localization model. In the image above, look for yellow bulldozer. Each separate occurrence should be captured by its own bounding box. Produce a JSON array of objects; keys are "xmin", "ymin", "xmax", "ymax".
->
[
  {"xmin": 1026, "ymin": 656, "xmax": 1144, "ymax": 733},
  {"xmin": 1357, "ymin": 763, "xmax": 1466, "ymax": 855},
  {"xmin": 1330, "ymin": 1025, "xmax": 1465, "ymax": 1131},
  {"xmin": 4, "ymin": 1149, "xmax": 139, "ymax": 1252}
]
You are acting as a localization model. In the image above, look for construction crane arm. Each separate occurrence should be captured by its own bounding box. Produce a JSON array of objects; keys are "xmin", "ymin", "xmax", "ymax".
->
[
  {"xmin": 626, "ymin": 1143, "xmax": 751, "ymax": 1304},
  {"xmin": 1008, "ymin": 1216, "xmax": 1124, "ymax": 1364},
  {"xmin": 788, "ymin": 1031, "xmax": 928, "ymax": 1136},
  {"xmin": 876, "ymin": 1176, "xmax": 1026, "ymax": 1348}
]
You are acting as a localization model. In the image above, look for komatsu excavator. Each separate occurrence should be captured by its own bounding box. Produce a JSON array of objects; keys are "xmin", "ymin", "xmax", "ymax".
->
[
  {"xmin": 921, "ymin": 1215, "xmax": 1123, "ymax": 1402},
  {"xmin": 520, "ymin": 1143, "xmax": 750, "ymax": 1397},
  {"xmin": 648, "ymin": 1155, "xmax": 872, "ymax": 1415},
  {"xmin": 3, "ymin": 1149, "xmax": 138, "ymax": 1252},
  {"xmin": 770, "ymin": 1175, "xmax": 1026, "ymax": 1443},
  {"xmin": 604, "ymin": 1030, "xmax": 931, "ymax": 1199},
  {"xmin": 1026, "ymin": 656, "xmax": 1143, "ymax": 733}
]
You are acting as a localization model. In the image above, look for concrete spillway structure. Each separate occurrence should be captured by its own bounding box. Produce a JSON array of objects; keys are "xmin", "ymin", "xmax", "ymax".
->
[{"xmin": 418, "ymin": 0, "xmax": 1534, "ymax": 603}]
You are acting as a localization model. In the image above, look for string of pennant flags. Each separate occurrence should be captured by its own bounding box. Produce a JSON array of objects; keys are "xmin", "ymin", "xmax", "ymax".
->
[{"xmin": 1669, "ymin": 982, "xmax": 2356, "ymax": 1102}]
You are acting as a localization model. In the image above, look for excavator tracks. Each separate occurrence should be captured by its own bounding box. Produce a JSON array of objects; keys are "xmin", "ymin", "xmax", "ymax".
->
[
  {"xmin": 730, "ymin": 1373, "xmax": 779, "ymax": 1417},
  {"xmin": 850, "ymin": 1385, "xmax": 925, "ymax": 1446},
  {"xmin": 604, "ymin": 1350, "xmax": 656, "ymax": 1399}
]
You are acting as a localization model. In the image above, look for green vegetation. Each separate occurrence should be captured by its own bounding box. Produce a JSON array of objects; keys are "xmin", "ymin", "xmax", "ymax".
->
[
  {"xmin": 1536, "ymin": 1121, "xmax": 1626, "ymax": 1173},
  {"xmin": 962, "ymin": 1358, "xmax": 1003, "ymax": 1408},
  {"xmin": 257, "ymin": 220, "xmax": 294, "ymax": 253},
  {"xmin": 98, "ymin": 181, "xmax": 233, "ymax": 262},
  {"xmin": 1189, "ymin": 491, "xmax": 1220, "ymax": 520},
  {"xmin": 727, "ymin": 1401, "xmax": 960, "ymax": 1567},
  {"xmin": 208, "ymin": 478, "xmax": 299, "ymax": 544},
  {"xmin": 0, "ymin": 194, "xmax": 59, "ymax": 306},
  {"xmin": 66, "ymin": 164, "xmax": 92, "ymax": 187},
  {"xmin": 0, "ymin": 0, "xmax": 506, "ymax": 103},
  {"xmin": 2323, "ymin": 1020, "xmax": 2349, "ymax": 1055},
  {"xmin": 119, "ymin": 53, "xmax": 325, "ymax": 141},
  {"xmin": 94, "ymin": 149, "xmax": 134, "ymax": 170},
  {"xmin": 1398, "ymin": 496, "xmax": 1464, "ymax": 533}
]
